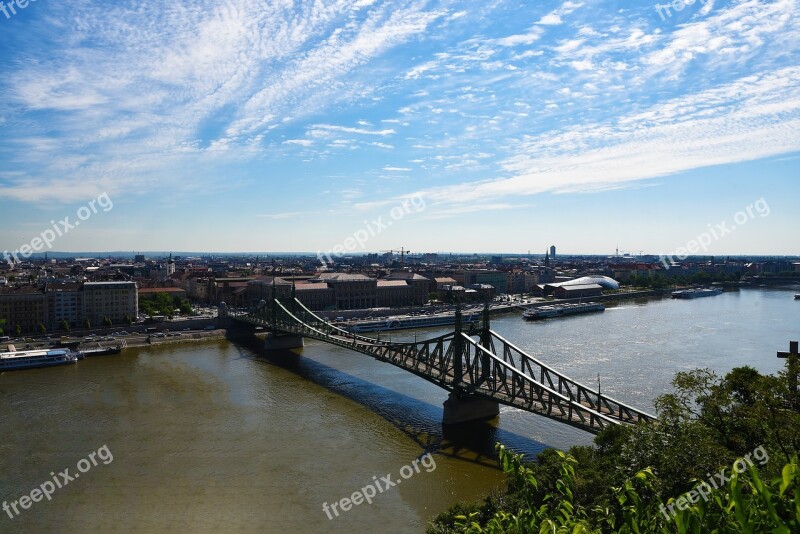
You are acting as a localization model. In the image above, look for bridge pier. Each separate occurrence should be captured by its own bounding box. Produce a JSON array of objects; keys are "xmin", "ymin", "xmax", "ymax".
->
[
  {"xmin": 442, "ymin": 393, "xmax": 500, "ymax": 425},
  {"xmin": 263, "ymin": 333, "xmax": 304, "ymax": 351}
]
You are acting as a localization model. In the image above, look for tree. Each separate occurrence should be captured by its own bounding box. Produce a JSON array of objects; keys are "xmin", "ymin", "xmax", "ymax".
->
[
  {"xmin": 431, "ymin": 364, "xmax": 800, "ymax": 533},
  {"xmin": 37, "ymin": 323, "xmax": 46, "ymax": 334},
  {"xmin": 123, "ymin": 313, "xmax": 132, "ymax": 325},
  {"xmin": 60, "ymin": 319, "xmax": 70, "ymax": 332},
  {"xmin": 15, "ymin": 324, "xmax": 22, "ymax": 336},
  {"xmin": 102, "ymin": 316, "xmax": 112, "ymax": 327},
  {"xmin": 83, "ymin": 318, "xmax": 91, "ymax": 329},
  {"xmin": 0, "ymin": 318, "xmax": 5, "ymax": 334}
]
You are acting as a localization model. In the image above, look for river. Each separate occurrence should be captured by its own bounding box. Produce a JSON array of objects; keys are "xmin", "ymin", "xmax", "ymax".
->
[{"xmin": 1, "ymin": 288, "xmax": 798, "ymax": 532}]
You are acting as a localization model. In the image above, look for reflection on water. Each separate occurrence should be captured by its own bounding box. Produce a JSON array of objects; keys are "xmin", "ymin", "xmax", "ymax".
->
[{"xmin": 1, "ymin": 288, "xmax": 797, "ymax": 533}]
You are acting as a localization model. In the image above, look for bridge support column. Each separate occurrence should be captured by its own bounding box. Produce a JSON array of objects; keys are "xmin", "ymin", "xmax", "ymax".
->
[
  {"xmin": 442, "ymin": 393, "xmax": 499, "ymax": 425},
  {"xmin": 264, "ymin": 333, "xmax": 304, "ymax": 351}
]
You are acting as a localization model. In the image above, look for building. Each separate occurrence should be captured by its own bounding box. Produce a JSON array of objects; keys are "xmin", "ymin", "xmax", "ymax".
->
[
  {"xmin": 45, "ymin": 282, "xmax": 83, "ymax": 329},
  {"xmin": 138, "ymin": 287, "xmax": 188, "ymax": 301},
  {"xmin": 550, "ymin": 245, "xmax": 556, "ymax": 259},
  {"xmin": 314, "ymin": 273, "xmax": 377, "ymax": 310},
  {"xmin": 553, "ymin": 284, "xmax": 603, "ymax": 299},
  {"xmin": 294, "ymin": 282, "xmax": 335, "ymax": 311},
  {"xmin": 83, "ymin": 281, "xmax": 138, "ymax": 325},
  {"xmin": 245, "ymin": 277, "xmax": 293, "ymax": 308},
  {"xmin": 376, "ymin": 280, "xmax": 414, "ymax": 307},
  {"xmin": 537, "ymin": 276, "xmax": 619, "ymax": 297},
  {"xmin": 507, "ymin": 271, "xmax": 540, "ymax": 294},
  {"xmin": 0, "ymin": 286, "xmax": 46, "ymax": 332},
  {"xmin": 383, "ymin": 272, "xmax": 430, "ymax": 305},
  {"xmin": 462, "ymin": 270, "xmax": 508, "ymax": 294}
]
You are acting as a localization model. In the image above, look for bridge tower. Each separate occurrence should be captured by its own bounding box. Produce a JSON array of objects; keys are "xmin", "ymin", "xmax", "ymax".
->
[
  {"xmin": 479, "ymin": 299, "xmax": 492, "ymax": 383},
  {"xmin": 442, "ymin": 301, "xmax": 499, "ymax": 425},
  {"xmin": 263, "ymin": 277, "xmax": 304, "ymax": 351}
]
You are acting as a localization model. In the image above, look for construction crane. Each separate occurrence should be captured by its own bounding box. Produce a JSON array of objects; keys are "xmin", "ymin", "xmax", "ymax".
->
[{"xmin": 380, "ymin": 248, "xmax": 410, "ymax": 265}]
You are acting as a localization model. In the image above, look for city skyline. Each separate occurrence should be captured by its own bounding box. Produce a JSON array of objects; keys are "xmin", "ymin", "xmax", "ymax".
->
[{"xmin": 1, "ymin": 1, "xmax": 799, "ymax": 255}]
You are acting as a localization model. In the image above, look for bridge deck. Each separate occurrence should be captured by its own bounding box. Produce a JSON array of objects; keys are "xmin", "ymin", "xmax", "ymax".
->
[{"xmin": 234, "ymin": 298, "xmax": 655, "ymax": 434}]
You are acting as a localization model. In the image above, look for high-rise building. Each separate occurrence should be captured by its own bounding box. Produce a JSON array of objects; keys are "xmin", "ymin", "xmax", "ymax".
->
[{"xmin": 550, "ymin": 245, "xmax": 557, "ymax": 259}]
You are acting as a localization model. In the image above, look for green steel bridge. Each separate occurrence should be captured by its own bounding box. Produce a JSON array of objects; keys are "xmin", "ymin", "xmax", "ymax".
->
[{"xmin": 232, "ymin": 291, "xmax": 656, "ymax": 434}]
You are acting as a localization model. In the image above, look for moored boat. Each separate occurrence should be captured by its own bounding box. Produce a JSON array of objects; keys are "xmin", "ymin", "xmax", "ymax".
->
[
  {"xmin": 671, "ymin": 288, "xmax": 723, "ymax": 299},
  {"xmin": 523, "ymin": 302, "xmax": 605, "ymax": 321},
  {"xmin": 0, "ymin": 348, "xmax": 80, "ymax": 371},
  {"xmin": 344, "ymin": 312, "xmax": 481, "ymax": 333}
]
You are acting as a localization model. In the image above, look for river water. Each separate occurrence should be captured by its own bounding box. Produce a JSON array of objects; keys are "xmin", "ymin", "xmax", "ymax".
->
[{"xmin": 1, "ymin": 288, "xmax": 798, "ymax": 533}]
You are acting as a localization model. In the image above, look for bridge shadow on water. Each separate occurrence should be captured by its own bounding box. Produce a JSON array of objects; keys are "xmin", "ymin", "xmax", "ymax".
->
[{"xmin": 228, "ymin": 334, "xmax": 550, "ymax": 469}]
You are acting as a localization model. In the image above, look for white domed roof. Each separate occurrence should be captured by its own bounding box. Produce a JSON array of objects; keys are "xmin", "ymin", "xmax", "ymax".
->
[{"xmin": 561, "ymin": 276, "xmax": 620, "ymax": 289}]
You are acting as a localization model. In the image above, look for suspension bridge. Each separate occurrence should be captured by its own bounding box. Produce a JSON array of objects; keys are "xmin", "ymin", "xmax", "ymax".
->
[{"xmin": 231, "ymin": 287, "xmax": 656, "ymax": 434}]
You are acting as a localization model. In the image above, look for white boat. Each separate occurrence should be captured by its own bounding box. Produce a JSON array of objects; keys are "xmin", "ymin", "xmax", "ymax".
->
[
  {"xmin": 344, "ymin": 312, "xmax": 481, "ymax": 333},
  {"xmin": 671, "ymin": 288, "xmax": 723, "ymax": 299},
  {"xmin": 0, "ymin": 348, "xmax": 80, "ymax": 371},
  {"xmin": 523, "ymin": 302, "xmax": 605, "ymax": 321}
]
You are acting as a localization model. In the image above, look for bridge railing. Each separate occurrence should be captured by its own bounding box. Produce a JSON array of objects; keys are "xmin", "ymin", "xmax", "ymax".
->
[
  {"xmin": 240, "ymin": 300, "xmax": 653, "ymax": 433},
  {"xmin": 486, "ymin": 330, "xmax": 656, "ymax": 424},
  {"xmin": 461, "ymin": 335, "xmax": 619, "ymax": 432}
]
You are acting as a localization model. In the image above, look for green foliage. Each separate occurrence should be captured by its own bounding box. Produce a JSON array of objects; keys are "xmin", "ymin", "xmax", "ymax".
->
[
  {"xmin": 59, "ymin": 319, "xmax": 70, "ymax": 332},
  {"xmin": 102, "ymin": 316, "xmax": 112, "ymax": 327},
  {"xmin": 139, "ymin": 292, "xmax": 191, "ymax": 316},
  {"xmin": 83, "ymin": 318, "xmax": 91, "ymax": 329},
  {"xmin": 441, "ymin": 445, "xmax": 799, "ymax": 533},
  {"xmin": 15, "ymin": 324, "xmax": 21, "ymax": 335},
  {"xmin": 37, "ymin": 322, "xmax": 46, "ymax": 334},
  {"xmin": 0, "ymin": 318, "xmax": 5, "ymax": 334},
  {"xmin": 431, "ymin": 364, "xmax": 800, "ymax": 533}
]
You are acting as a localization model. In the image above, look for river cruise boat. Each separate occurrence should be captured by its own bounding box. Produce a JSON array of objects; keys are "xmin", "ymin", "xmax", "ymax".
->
[
  {"xmin": 0, "ymin": 348, "xmax": 80, "ymax": 371},
  {"xmin": 671, "ymin": 288, "xmax": 723, "ymax": 299},
  {"xmin": 343, "ymin": 312, "xmax": 481, "ymax": 333},
  {"xmin": 522, "ymin": 302, "xmax": 605, "ymax": 321}
]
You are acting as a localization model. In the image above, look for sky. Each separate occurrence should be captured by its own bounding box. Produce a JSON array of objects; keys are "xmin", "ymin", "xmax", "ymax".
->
[{"xmin": 0, "ymin": 0, "xmax": 798, "ymax": 257}]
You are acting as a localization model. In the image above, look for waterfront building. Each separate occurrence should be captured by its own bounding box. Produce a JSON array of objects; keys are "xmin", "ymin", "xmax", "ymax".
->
[
  {"xmin": 44, "ymin": 283, "xmax": 83, "ymax": 329},
  {"xmin": 315, "ymin": 273, "xmax": 377, "ymax": 310},
  {"xmin": 553, "ymin": 283, "xmax": 603, "ymax": 299},
  {"xmin": 294, "ymin": 282, "xmax": 335, "ymax": 310},
  {"xmin": 383, "ymin": 272, "xmax": 430, "ymax": 305},
  {"xmin": 83, "ymin": 281, "xmax": 138, "ymax": 325},
  {"xmin": 0, "ymin": 286, "xmax": 46, "ymax": 332},
  {"xmin": 245, "ymin": 277, "xmax": 292, "ymax": 308},
  {"xmin": 462, "ymin": 270, "xmax": 508, "ymax": 294},
  {"xmin": 376, "ymin": 280, "xmax": 414, "ymax": 308}
]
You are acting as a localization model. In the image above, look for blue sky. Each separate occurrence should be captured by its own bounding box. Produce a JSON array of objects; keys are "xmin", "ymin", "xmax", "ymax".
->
[{"xmin": 0, "ymin": 0, "xmax": 798, "ymax": 255}]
